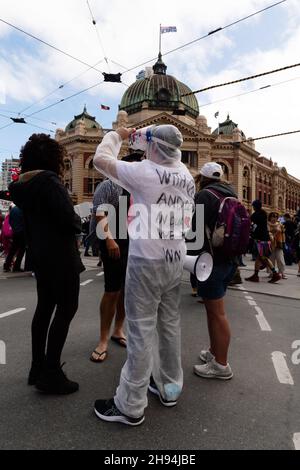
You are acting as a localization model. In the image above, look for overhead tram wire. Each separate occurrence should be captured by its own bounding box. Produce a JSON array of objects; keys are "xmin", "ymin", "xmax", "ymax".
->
[
  {"xmin": 121, "ymin": 0, "xmax": 288, "ymax": 75},
  {"xmin": 0, "ymin": 17, "xmax": 106, "ymax": 74},
  {"xmin": 200, "ymin": 75, "xmax": 300, "ymax": 108},
  {"xmin": 161, "ymin": 0, "xmax": 288, "ymax": 61},
  {"xmin": 25, "ymin": 60, "xmax": 300, "ymax": 120},
  {"xmin": 0, "ymin": 122, "xmax": 14, "ymax": 132},
  {"xmin": 26, "ymin": 80, "xmax": 105, "ymax": 118},
  {"xmin": 18, "ymin": 58, "xmax": 106, "ymax": 115},
  {"xmin": 0, "ymin": 0, "xmax": 288, "ymax": 126},
  {"xmin": 0, "ymin": 112, "xmax": 55, "ymax": 134},
  {"xmin": 2, "ymin": 58, "xmax": 299, "ymax": 126},
  {"xmin": 0, "ymin": 0, "xmax": 287, "ymax": 80},
  {"xmin": 110, "ymin": 59, "xmax": 129, "ymax": 71},
  {"xmin": 86, "ymin": 0, "xmax": 111, "ymax": 72},
  {"xmin": 0, "ymin": 110, "xmax": 57, "ymax": 126},
  {"xmin": 181, "ymin": 61, "xmax": 300, "ymax": 97},
  {"xmin": 233, "ymin": 129, "xmax": 300, "ymax": 144}
]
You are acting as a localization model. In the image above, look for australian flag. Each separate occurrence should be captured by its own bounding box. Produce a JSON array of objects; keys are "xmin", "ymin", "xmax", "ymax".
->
[{"xmin": 160, "ymin": 26, "xmax": 177, "ymax": 34}]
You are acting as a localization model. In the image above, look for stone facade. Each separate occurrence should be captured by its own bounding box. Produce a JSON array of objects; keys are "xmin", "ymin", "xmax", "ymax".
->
[{"xmin": 56, "ymin": 66, "xmax": 300, "ymax": 215}]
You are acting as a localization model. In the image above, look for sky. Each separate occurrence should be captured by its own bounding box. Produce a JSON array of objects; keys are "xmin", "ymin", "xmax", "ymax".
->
[{"xmin": 0, "ymin": 0, "xmax": 300, "ymax": 177}]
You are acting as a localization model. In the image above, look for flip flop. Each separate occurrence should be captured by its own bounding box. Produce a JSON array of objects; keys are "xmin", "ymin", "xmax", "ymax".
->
[
  {"xmin": 90, "ymin": 350, "xmax": 108, "ymax": 363},
  {"xmin": 111, "ymin": 336, "xmax": 127, "ymax": 348}
]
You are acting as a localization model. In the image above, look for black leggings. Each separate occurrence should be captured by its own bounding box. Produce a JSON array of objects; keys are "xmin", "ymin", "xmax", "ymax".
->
[{"xmin": 32, "ymin": 272, "xmax": 80, "ymax": 368}]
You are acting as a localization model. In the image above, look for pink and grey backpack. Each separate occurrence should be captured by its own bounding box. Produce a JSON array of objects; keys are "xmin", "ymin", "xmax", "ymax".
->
[{"xmin": 206, "ymin": 189, "xmax": 251, "ymax": 257}]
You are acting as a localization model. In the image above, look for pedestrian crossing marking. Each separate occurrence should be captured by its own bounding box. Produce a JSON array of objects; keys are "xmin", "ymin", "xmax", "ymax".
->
[
  {"xmin": 0, "ymin": 308, "xmax": 26, "ymax": 319},
  {"xmin": 272, "ymin": 352, "xmax": 294, "ymax": 385}
]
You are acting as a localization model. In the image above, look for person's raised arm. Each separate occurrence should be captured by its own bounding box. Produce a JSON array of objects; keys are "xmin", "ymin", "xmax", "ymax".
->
[{"xmin": 93, "ymin": 127, "xmax": 135, "ymax": 182}]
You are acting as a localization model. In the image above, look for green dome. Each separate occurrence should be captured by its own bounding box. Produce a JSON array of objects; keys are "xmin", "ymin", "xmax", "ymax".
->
[
  {"xmin": 213, "ymin": 114, "xmax": 245, "ymax": 138},
  {"xmin": 65, "ymin": 106, "xmax": 101, "ymax": 131},
  {"xmin": 120, "ymin": 54, "xmax": 199, "ymax": 119}
]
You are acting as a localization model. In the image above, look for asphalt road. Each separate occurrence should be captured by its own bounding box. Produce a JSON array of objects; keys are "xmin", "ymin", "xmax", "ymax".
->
[{"xmin": 0, "ymin": 267, "xmax": 300, "ymax": 450}]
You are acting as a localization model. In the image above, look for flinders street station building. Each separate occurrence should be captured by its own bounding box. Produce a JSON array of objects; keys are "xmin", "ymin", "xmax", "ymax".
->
[{"xmin": 56, "ymin": 54, "xmax": 300, "ymax": 215}]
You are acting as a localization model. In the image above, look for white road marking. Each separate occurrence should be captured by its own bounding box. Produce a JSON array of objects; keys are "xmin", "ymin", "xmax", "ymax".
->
[
  {"xmin": 293, "ymin": 433, "xmax": 300, "ymax": 450},
  {"xmin": 272, "ymin": 352, "xmax": 294, "ymax": 385},
  {"xmin": 254, "ymin": 306, "xmax": 272, "ymax": 332},
  {"xmin": 243, "ymin": 292, "xmax": 249, "ymax": 295},
  {"xmin": 96, "ymin": 272, "xmax": 104, "ymax": 277},
  {"xmin": 0, "ymin": 308, "xmax": 26, "ymax": 320},
  {"xmin": 238, "ymin": 286, "xmax": 246, "ymax": 290},
  {"xmin": 248, "ymin": 300, "xmax": 257, "ymax": 307},
  {"xmin": 80, "ymin": 280, "xmax": 94, "ymax": 286},
  {"xmin": 245, "ymin": 296, "xmax": 254, "ymax": 300}
]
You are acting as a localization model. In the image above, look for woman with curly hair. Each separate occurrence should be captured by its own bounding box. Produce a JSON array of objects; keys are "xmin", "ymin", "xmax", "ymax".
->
[{"xmin": 9, "ymin": 133, "xmax": 85, "ymax": 395}]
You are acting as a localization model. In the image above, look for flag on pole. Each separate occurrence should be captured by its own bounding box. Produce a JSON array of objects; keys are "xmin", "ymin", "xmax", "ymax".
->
[
  {"xmin": 214, "ymin": 111, "xmax": 219, "ymax": 119},
  {"xmin": 160, "ymin": 26, "xmax": 177, "ymax": 34},
  {"xmin": 101, "ymin": 104, "xmax": 110, "ymax": 111}
]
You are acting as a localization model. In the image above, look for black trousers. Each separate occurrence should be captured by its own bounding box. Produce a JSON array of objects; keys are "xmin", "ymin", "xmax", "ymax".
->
[
  {"xmin": 32, "ymin": 271, "xmax": 80, "ymax": 368},
  {"xmin": 4, "ymin": 232, "xmax": 26, "ymax": 270}
]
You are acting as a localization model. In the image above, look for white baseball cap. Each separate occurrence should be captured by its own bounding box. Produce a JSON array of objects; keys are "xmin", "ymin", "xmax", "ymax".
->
[{"xmin": 200, "ymin": 162, "xmax": 223, "ymax": 180}]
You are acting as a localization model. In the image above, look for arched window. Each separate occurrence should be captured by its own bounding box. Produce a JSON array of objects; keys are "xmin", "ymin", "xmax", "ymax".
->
[
  {"xmin": 264, "ymin": 192, "xmax": 267, "ymax": 205},
  {"xmin": 182, "ymin": 151, "xmax": 198, "ymax": 168},
  {"xmin": 64, "ymin": 159, "xmax": 71, "ymax": 171},
  {"xmin": 243, "ymin": 166, "xmax": 251, "ymax": 201}
]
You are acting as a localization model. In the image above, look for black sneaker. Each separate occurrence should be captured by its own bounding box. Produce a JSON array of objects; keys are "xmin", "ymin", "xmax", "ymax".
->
[
  {"xmin": 148, "ymin": 377, "xmax": 177, "ymax": 408},
  {"xmin": 35, "ymin": 364, "xmax": 79, "ymax": 395},
  {"xmin": 28, "ymin": 362, "xmax": 44, "ymax": 386},
  {"xmin": 94, "ymin": 399, "xmax": 145, "ymax": 426}
]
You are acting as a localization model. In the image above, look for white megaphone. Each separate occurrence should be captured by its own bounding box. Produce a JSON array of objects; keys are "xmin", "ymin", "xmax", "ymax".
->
[{"xmin": 184, "ymin": 252, "xmax": 213, "ymax": 282}]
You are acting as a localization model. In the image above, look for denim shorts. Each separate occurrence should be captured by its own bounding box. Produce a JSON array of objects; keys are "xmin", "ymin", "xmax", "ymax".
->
[{"xmin": 197, "ymin": 262, "xmax": 237, "ymax": 300}]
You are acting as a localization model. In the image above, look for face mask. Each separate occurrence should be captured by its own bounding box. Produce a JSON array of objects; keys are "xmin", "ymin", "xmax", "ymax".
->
[
  {"xmin": 129, "ymin": 127, "xmax": 154, "ymax": 151},
  {"xmin": 129, "ymin": 126, "xmax": 180, "ymax": 152}
]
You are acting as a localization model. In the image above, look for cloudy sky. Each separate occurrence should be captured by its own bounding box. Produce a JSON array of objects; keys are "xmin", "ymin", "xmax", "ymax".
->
[{"xmin": 0, "ymin": 0, "xmax": 300, "ymax": 177}]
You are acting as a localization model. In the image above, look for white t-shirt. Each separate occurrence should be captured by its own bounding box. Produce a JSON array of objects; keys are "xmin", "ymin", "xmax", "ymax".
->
[{"xmin": 94, "ymin": 132, "xmax": 195, "ymax": 260}]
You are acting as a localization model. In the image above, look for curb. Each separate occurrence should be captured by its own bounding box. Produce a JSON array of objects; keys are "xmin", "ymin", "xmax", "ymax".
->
[{"xmin": 228, "ymin": 286, "xmax": 300, "ymax": 301}]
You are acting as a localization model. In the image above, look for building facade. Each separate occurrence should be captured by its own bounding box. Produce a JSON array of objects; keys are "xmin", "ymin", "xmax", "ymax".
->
[
  {"xmin": 56, "ymin": 55, "xmax": 300, "ymax": 214},
  {"xmin": 1, "ymin": 158, "xmax": 20, "ymax": 191}
]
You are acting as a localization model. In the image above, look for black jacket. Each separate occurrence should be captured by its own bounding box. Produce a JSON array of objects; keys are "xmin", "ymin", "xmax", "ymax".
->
[
  {"xmin": 9, "ymin": 171, "xmax": 85, "ymax": 276},
  {"xmin": 189, "ymin": 181, "xmax": 238, "ymax": 264},
  {"xmin": 251, "ymin": 210, "xmax": 270, "ymax": 241}
]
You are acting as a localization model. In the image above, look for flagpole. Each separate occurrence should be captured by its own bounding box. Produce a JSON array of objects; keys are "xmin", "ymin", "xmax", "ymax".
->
[{"xmin": 159, "ymin": 24, "xmax": 162, "ymax": 54}]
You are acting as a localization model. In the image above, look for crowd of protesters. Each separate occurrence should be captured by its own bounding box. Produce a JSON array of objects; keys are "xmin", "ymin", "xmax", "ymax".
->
[{"xmin": 2, "ymin": 128, "xmax": 300, "ymax": 427}]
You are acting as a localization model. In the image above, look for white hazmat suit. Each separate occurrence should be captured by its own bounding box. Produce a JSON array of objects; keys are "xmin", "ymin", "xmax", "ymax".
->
[{"xmin": 94, "ymin": 125, "xmax": 195, "ymax": 418}]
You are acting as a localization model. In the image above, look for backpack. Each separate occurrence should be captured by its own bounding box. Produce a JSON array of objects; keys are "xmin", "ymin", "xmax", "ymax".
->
[{"xmin": 205, "ymin": 189, "xmax": 251, "ymax": 257}]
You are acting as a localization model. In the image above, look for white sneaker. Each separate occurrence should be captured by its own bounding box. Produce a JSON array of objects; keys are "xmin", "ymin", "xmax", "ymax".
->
[
  {"xmin": 194, "ymin": 359, "xmax": 233, "ymax": 380},
  {"xmin": 199, "ymin": 350, "xmax": 215, "ymax": 363}
]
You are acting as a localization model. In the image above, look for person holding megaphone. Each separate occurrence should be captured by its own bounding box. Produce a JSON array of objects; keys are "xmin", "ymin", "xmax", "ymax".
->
[
  {"xmin": 191, "ymin": 162, "xmax": 242, "ymax": 381},
  {"xmin": 93, "ymin": 124, "xmax": 195, "ymax": 426}
]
